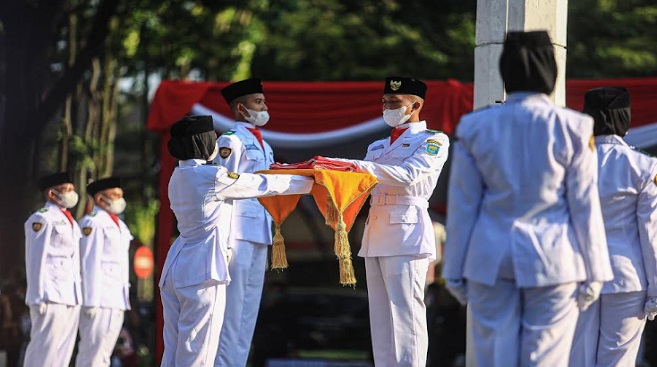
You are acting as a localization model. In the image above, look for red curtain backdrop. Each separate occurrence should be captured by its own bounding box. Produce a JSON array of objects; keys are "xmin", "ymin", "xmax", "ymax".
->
[{"xmin": 147, "ymin": 78, "xmax": 657, "ymax": 362}]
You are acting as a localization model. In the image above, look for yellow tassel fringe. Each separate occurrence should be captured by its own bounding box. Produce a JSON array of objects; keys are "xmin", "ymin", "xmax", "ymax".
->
[{"xmin": 271, "ymin": 225, "xmax": 288, "ymax": 270}]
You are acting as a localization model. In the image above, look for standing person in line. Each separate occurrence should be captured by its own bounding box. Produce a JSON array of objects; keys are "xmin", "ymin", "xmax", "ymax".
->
[
  {"xmin": 569, "ymin": 86, "xmax": 657, "ymax": 367},
  {"xmin": 213, "ymin": 78, "xmax": 275, "ymax": 367},
  {"xmin": 76, "ymin": 177, "xmax": 133, "ymax": 367},
  {"xmin": 441, "ymin": 30, "xmax": 613, "ymax": 367},
  {"xmin": 159, "ymin": 115, "xmax": 313, "ymax": 367},
  {"xmin": 324, "ymin": 76, "xmax": 450, "ymax": 366},
  {"xmin": 23, "ymin": 172, "xmax": 82, "ymax": 367}
]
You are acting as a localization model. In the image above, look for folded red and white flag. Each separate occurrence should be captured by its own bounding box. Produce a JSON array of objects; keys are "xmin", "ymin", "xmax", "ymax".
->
[{"xmin": 270, "ymin": 156, "xmax": 358, "ymax": 172}]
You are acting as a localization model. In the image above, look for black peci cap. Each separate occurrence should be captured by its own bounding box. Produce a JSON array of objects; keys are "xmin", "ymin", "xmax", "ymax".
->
[
  {"xmin": 383, "ymin": 77, "xmax": 427, "ymax": 99},
  {"xmin": 37, "ymin": 172, "xmax": 73, "ymax": 191},
  {"xmin": 583, "ymin": 86, "xmax": 631, "ymax": 136},
  {"xmin": 221, "ymin": 78, "xmax": 264, "ymax": 104},
  {"xmin": 87, "ymin": 177, "xmax": 122, "ymax": 197},
  {"xmin": 170, "ymin": 115, "xmax": 215, "ymax": 138}
]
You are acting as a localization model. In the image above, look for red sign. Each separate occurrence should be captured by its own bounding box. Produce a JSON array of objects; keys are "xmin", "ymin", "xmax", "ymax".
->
[{"xmin": 134, "ymin": 246, "xmax": 154, "ymax": 279}]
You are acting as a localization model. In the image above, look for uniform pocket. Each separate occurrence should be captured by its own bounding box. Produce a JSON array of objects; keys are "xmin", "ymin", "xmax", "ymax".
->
[
  {"xmin": 389, "ymin": 206, "xmax": 419, "ymax": 224},
  {"xmin": 245, "ymin": 149, "xmax": 264, "ymax": 162}
]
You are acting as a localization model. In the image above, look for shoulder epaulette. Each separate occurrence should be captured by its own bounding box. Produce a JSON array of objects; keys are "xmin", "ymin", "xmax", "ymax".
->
[
  {"xmin": 426, "ymin": 129, "xmax": 443, "ymax": 134},
  {"xmin": 38, "ymin": 207, "xmax": 48, "ymax": 213},
  {"xmin": 221, "ymin": 130, "xmax": 236, "ymax": 136},
  {"xmin": 88, "ymin": 211, "xmax": 97, "ymax": 217},
  {"xmin": 630, "ymin": 146, "xmax": 655, "ymax": 157}
]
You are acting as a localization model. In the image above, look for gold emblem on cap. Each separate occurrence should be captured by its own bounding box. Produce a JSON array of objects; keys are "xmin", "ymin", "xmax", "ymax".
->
[
  {"xmin": 227, "ymin": 172, "xmax": 240, "ymax": 179},
  {"xmin": 219, "ymin": 147, "xmax": 232, "ymax": 159},
  {"xmin": 32, "ymin": 222, "xmax": 43, "ymax": 232},
  {"xmin": 390, "ymin": 80, "xmax": 401, "ymax": 91},
  {"xmin": 82, "ymin": 227, "xmax": 93, "ymax": 236}
]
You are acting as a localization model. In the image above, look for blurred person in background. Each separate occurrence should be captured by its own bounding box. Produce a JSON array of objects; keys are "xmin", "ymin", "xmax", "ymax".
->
[
  {"xmin": 23, "ymin": 172, "xmax": 82, "ymax": 367},
  {"xmin": 569, "ymin": 87, "xmax": 657, "ymax": 367}
]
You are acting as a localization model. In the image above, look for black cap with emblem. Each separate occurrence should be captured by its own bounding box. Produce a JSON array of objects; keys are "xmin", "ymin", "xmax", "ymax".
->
[
  {"xmin": 167, "ymin": 115, "xmax": 217, "ymax": 160},
  {"xmin": 87, "ymin": 177, "xmax": 122, "ymax": 196},
  {"xmin": 583, "ymin": 86, "xmax": 631, "ymax": 137},
  {"xmin": 37, "ymin": 172, "xmax": 73, "ymax": 191},
  {"xmin": 221, "ymin": 78, "xmax": 264, "ymax": 104},
  {"xmin": 383, "ymin": 77, "xmax": 427, "ymax": 99}
]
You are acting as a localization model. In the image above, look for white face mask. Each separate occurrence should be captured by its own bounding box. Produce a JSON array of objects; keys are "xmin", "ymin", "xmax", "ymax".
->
[
  {"xmin": 383, "ymin": 105, "xmax": 412, "ymax": 127},
  {"xmin": 102, "ymin": 197, "xmax": 126, "ymax": 215},
  {"xmin": 244, "ymin": 108, "xmax": 270, "ymax": 127},
  {"xmin": 53, "ymin": 190, "xmax": 79, "ymax": 209}
]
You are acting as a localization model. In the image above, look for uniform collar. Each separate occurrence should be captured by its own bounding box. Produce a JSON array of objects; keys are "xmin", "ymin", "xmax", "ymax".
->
[
  {"xmin": 234, "ymin": 121, "xmax": 256, "ymax": 130},
  {"xmin": 399, "ymin": 120, "xmax": 427, "ymax": 134},
  {"xmin": 505, "ymin": 92, "xmax": 552, "ymax": 105},
  {"xmin": 594, "ymin": 134, "xmax": 628, "ymax": 147},
  {"xmin": 178, "ymin": 159, "xmax": 207, "ymax": 167},
  {"xmin": 45, "ymin": 201, "xmax": 63, "ymax": 211}
]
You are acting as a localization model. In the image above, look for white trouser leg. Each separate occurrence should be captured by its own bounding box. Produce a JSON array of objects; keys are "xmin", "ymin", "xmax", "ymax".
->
[
  {"xmin": 366, "ymin": 255, "xmax": 430, "ymax": 367},
  {"xmin": 468, "ymin": 280, "xmax": 521, "ymax": 367},
  {"xmin": 520, "ymin": 282, "xmax": 578, "ymax": 367},
  {"xmin": 76, "ymin": 308, "xmax": 125, "ymax": 367},
  {"xmin": 23, "ymin": 303, "xmax": 80, "ymax": 367},
  {"xmin": 160, "ymin": 256, "xmax": 226, "ymax": 367},
  {"xmin": 215, "ymin": 240, "xmax": 267, "ymax": 367},
  {"xmin": 597, "ymin": 291, "xmax": 647, "ymax": 367},
  {"xmin": 570, "ymin": 297, "xmax": 601, "ymax": 367}
]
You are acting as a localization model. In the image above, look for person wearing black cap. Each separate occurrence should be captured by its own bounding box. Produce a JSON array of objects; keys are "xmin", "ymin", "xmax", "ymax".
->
[
  {"xmin": 322, "ymin": 76, "xmax": 450, "ymax": 366},
  {"xmin": 75, "ymin": 177, "xmax": 133, "ymax": 367},
  {"xmin": 442, "ymin": 30, "xmax": 613, "ymax": 366},
  {"xmin": 23, "ymin": 172, "xmax": 82, "ymax": 367},
  {"xmin": 569, "ymin": 87, "xmax": 657, "ymax": 367},
  {"xmin": 214, "ymin": 78, "xmax": 276, "ymax": 367},
  {"xmin": 159, "ymin": 115, "xmax": 313, "ymax": 367}
]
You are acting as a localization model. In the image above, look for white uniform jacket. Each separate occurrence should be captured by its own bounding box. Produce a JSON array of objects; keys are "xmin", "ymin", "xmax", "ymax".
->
[
  {"xmin": 595, "ymin": 135, "xmax": 657, "ymax": 296},
  {"xmin": 340, "ymin": 121, "xmax": 449, "ymax": 260},
  {"xmin": 79, "ymin": 206, "xmax": 133, "ymax": 310},
  {"xmin": 214, "ymin": 122, "xmax": 275, "ymax": 246},
  {"xmin": 158, "ymin": 159, "xmax": 313, "ymax": 288},
  {"xmin": 24, "ymin": 202, "xmax": 82, "ymax": 306},
  {"xmin": 443, "ymin": 92, "xmax": 613, "ymax": 287}
]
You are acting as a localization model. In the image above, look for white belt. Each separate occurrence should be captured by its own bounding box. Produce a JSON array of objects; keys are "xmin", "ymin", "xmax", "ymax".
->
[{"xmin": 370, "ymin": 194, "xmax": 429, "ymax": 209}]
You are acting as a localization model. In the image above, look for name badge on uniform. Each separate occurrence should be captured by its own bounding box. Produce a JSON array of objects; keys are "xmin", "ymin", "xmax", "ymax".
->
[
  {"xmin": 245, "ymin": 143, "xmax": 260, "ymax": 151},
  {"xmin": 371, "ymin": 144, "xmax": 384, "ymax": 151}
]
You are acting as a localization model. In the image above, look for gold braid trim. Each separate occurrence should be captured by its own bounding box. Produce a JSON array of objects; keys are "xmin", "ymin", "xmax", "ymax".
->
[
  {"xmin": 325, "ymin": 195, "xmax": 338, "ymax": 227},
  {"xmin": 335, "ymin": 213, "xmax": 356, "ymax": 286}
]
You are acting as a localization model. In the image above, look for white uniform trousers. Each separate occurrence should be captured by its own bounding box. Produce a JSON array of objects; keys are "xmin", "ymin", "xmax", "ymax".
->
[
  {"xmin": 75, "ymin": 307, "xmax": 125, "ymax": 367},
  {"xmin": 160, "ymin": 258, "xmax": 227, "ymax": 367},
  {"xmin": 215, "ymin": 240, "xmax": 268, "ymax": 367},
  {"xmin": 23, "ymin": 303, "xmax": 80, "ymax": 367},
  {"xmin": 468, "ymin": 279, "xmax": 578, "ymax": 367},
  {"xmin": 570, "ymin": 291, "xmax": 647, "ymax": 367},
  {"xmin": 365, "ymin": 255, "xmax": 430, "ymax": 367}
]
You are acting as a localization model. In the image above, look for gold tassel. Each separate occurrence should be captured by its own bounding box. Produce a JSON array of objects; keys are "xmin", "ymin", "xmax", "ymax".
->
[
  {"xmin": 335, "ymin": 213, "xmax": 356, "ymax": 286},
  {"xmin": 325, "ymin": 195, "xmax": 338, "ymax": 227},
  {"xmin": 271, "ymin": 224, "xmax": 288, "ymax": 270},
  {"xmin": 339, "ymin": 256, "xmax": 357, "ymax": 286}
]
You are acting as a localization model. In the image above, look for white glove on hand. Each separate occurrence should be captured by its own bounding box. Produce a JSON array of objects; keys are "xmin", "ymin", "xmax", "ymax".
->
[
  {"xmin": 84, "ymin": 307, "xmax": 99, "ymax": 319},
  {"xmin": 35, "ymin": 302, "xmax": 47, "ymax": 315},
  {"xmin": 445, "ymin": 278, "xmax": 468, "ymax": 306},
  {"xmin": 644, "ymin": 297, "xmax": 657, "ymax": 321},
  {"xmin": 577, "ymin": 281, "xmax": 602, "ymax": 311}
]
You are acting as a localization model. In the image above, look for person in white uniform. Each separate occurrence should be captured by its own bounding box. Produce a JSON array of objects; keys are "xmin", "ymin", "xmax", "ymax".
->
[
  {"xmin": 159, "ymin": 115, "xmax": 313, "ymax": 367},
  {"xmin": 76, "ymin": 177, "xmax": 133, "ymax": 367},
  {"xmin": 326, "ymin": 76, "xmax": 449, "ymax": 366},
  {"xmin": 569, "ymin": 86, "xmax": 657, "ymax": 367},
  {"xmin": 441, "ymin": 30, "xmax": 614, "ymax": 367},
  {"xmin": 213, "ymin": 78, "xmax": 275, "ymax": 367},
  {"xmin": 23, "ymin": 172, "xmax": 82, "ymax": 367}
]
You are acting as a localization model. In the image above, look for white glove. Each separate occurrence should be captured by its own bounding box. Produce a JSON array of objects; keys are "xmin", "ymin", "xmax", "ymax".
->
[
  {"xmin": 84, "ymin": 307, "xmax": 99, "ymax": 319},
  {"xmin": 577, "ymin": 281, "xmax": 602, "ymax": 311},
  {"xmin": 644, "ymin": 297, "xmax": 657, "ymax": 321},
  {"xmin": 445, "ymin": 278, "xmax": 468, "ymax": 306},
  {"xmin": 34, "ymin": 302, "xmax": 47, "ymax": 315}
]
